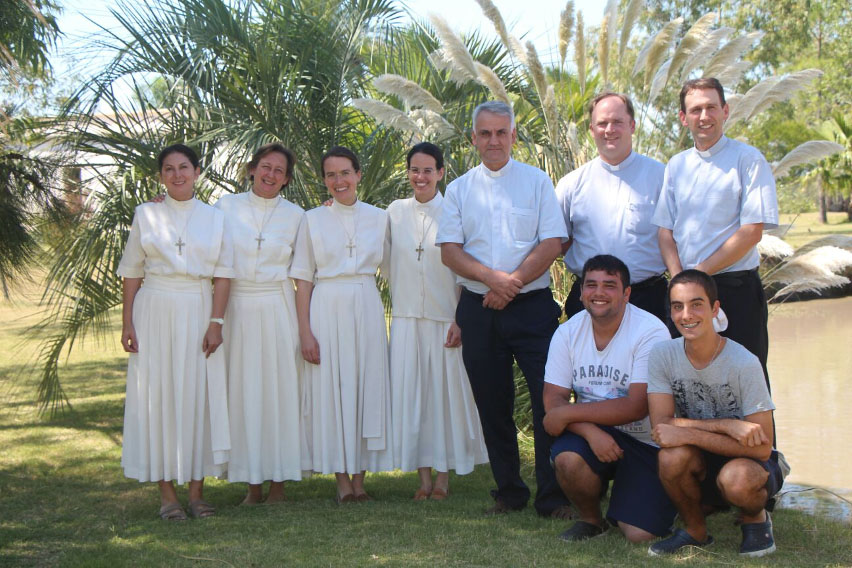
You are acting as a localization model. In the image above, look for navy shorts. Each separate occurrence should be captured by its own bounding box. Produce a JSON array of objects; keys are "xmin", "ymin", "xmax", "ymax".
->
[
  {"xmin": 551, "ymin": 426, "xmax": 676, "ymax": 536},
  {"xmin": 700, "ymin": 450, "xmax": 784, "ymax": 509}
]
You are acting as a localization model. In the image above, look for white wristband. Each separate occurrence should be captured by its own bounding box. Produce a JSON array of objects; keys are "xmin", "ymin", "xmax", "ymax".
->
[{"xmin": 210, "ymin": 317, "xmax": 224, "ymax": 325}]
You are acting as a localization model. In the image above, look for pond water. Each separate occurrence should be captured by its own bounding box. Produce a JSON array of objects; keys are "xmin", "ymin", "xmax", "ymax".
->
[{"xmin": 768, "ymin": 296, "xmax": 852, "ymax": 523}]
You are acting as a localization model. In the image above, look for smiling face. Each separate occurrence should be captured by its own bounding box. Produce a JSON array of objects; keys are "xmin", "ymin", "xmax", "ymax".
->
[
  {"xmin": 680, "ymin": 87, "xmax": 729, "ymax": 151},
  {"xmin": 407, "ymin": 152, "xmax": 444, "ymax": 203},
  {"xmin": 322, "ymin": 155, "xmax": 361, "ymax": 206},
  {"xmin": 590, "ymin": 95, "xmax": 635, "ymax": 165},
  {"xmin": 250, "ymin": 151, "xmax": 290, "ymax": 199},
  {"xmin": 471, "ymin": 110, "xmax": 516, "ymax": 171},
  {"xmin": 669, "ymin": 281, "xmax": 720, "ymax": 341},
  {"xmin": 160, "ymin": 151, "xmax": 200, "ymax": 201},
  {"xmin": 580, "ymin": 269, "xmax": 631, "ymax": 323}
]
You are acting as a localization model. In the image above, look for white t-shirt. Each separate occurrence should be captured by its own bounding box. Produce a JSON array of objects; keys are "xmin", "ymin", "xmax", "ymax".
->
[
  {"xmin": 435, "ymin": 159, "xmax": 568, "ymax": 294},
  {"xmin": 544, "ymin": 304, "xmax": 671, "ymax": 444},
  {"xmin": 556, "ymin": 152, "xmax": 666, "ymax": 282},
  {"xmin": 652, "ymin": 136, "xmax": 779, "ymax": 273}
]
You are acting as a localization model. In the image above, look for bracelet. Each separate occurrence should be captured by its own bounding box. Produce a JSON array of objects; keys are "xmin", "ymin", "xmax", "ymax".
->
[{"xmin": 210, "ymin": 317, "xmax": 225, "ymax": 325}]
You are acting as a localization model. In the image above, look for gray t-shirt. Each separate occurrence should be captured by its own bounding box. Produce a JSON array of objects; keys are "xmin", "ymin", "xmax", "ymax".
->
[{"xmin": 647, "ymin": 338, "xmax": 775, "ymax": 419}]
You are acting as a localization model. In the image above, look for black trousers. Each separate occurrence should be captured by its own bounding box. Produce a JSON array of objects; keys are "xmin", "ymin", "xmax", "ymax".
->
[
  {"xmin": 564, "ymin": 274, "xmax": 669, "ymax": 325},
  {"xmin": 456, "ymin": 287, "xmax": 569, "ymax": 515}
]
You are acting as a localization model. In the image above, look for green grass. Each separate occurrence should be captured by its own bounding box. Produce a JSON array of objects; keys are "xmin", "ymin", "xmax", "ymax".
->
[
  {"xmin": 2, "ymin": 285, "xmax": 851, "ymax": 567},
  {"xmin": 778, "ymin": 211, "xmax": 852, "ymax": 250}
]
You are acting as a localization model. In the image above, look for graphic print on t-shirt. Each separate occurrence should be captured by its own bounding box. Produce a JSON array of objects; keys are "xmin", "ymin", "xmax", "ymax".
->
[{"xmin": 671, "ymin": 378, "xmax": 740, "ymax": 420}]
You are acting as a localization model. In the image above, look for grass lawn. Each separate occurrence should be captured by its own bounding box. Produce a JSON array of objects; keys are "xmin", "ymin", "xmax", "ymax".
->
[
  {"xmin": 777, "ymin": 211, "xmax": 852, "ymax": 250},
  {"xmin": 2, "ymin": 283, "xmax": 851, "ymax": 567}
]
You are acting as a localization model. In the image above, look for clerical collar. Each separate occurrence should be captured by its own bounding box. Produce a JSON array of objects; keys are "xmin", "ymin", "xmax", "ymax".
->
[
  {"xmin": 481, "ymin": 159, "xmax": 512, "ymax": 178},
  {"xmin": 599, "ymin": 151, "xmax": 636, "ymax": 172},
  {"xmin": 414, "ymin": 191, "xmax": 442, "ymax": 209},
  {"xmin": 248, "ymin": 190, "xmax": 280, "ymax": 208},
  {"xmin": 331, "ymin": 199, "xmax": 358, "ymax": 214},
  {"xmin": 695, "ymin": 135, "xmax": 729, "ymax": 158},
  {"xmin": 164, "ymin": 193, "xmax": 195, "ymax": 209}
]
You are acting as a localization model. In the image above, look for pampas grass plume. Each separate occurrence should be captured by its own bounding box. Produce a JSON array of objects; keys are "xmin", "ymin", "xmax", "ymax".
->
[
  {"xmin": 428, "ymin": 14, "xmax": 479, "ymax": 83},
  {"xmin": 526, "ymin": 41, "xmax": 549, "ymax": 99},
  {"xmin": 772, "ymin": 140, "xmax": 844, "ymax": 179},
  {"xmin": 575, "ymin": 12, "xmax": 586, "ymax": 94},
  {"xmin": 351, "ymin": 98, "xmax": 421, "ymax": 136},
  {"xmin": 373, "ymin": 74, "xmax": 444, "ymax": 114},
  {"xmin": 474, "ymin": 62, "xmax": 512, "ymax": 105},
  {"xmin": 598, "ymin": 16, "xmax": 610, "ymax": 87},
  {"xmin": 558, "ymin": 1, "xmax": 575, "ymax": 66}
]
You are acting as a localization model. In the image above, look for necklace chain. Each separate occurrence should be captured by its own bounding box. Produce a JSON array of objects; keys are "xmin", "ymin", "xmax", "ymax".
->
[
  {"xmin": 684, "ymin": 334, "xmax": 724, "ymax": 370},
  {"xmin": 249, "ymin": 194, "xmax": 280, "ymax": 250},
  {"xmin": 167, "ymin": 199, "xmax": 196, "ymax": 256},
  {"xmin": 334, "ymin": 203, "xmax": 359, "ymax": 257},
  {"xmin": 415, "ymin": 201, "xmax": 436, "ymax": 261}
]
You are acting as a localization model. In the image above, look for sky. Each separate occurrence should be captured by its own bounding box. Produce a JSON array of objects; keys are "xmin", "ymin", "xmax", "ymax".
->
[{"xmin": 56, "ymin": 0, "xmax": 606, "ymax": 72}]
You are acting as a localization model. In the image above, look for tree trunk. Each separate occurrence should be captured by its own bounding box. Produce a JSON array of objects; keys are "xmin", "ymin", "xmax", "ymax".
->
[{"xmin": 818, "ymin": 185, "xmax": 828, "ymax": 223}]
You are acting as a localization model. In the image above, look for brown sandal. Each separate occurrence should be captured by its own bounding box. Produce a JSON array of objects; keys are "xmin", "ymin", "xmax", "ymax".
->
[
  {"xmin": 159, "ymin": 502, "xmax": 188, "ymax": 521},
  {"xmin": 430, "ymin": 488, "xmax": 449, "ymax": 501},
  {"xmin": 188, "ymin": 499, "xmax": 216, "ymax": 519}
]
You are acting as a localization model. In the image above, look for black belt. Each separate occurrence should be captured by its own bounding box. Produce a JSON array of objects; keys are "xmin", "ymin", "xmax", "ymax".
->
[
  {"xmin": 461, "ymin": 286, "xmax": 549, "ymax": 302},
  {"xmin": 630, "ymin": 273, "xmax": 667, "ymax": 291},
  {"xmin": 712, "ymin": 268, "xmax": 758, "ymax": 282}
]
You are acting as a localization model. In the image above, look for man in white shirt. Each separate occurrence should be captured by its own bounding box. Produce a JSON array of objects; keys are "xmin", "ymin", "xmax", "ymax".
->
[
  {"xmin": 653, "ymin": 78, "xmax": 779, "ymax": 389},
  {"xmin": 556, "ymin": 93, "xmax": 668, "ymax": 322},
  {"xmin": 543, "ymin": 255, "xmax": 675, "ymax": 542},
  {"xmin": 436, "ymin": 101, "xmax": 571, "ymax": 517}
]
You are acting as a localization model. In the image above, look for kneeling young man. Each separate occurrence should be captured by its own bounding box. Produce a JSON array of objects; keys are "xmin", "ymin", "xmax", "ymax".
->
[
  {"xmin": 543, "ymin": 255, "xmax": 674, "ymax": 542},
  {"xmin": 647, "ymin": 270, "xmax": 785, "ymax": 557}
]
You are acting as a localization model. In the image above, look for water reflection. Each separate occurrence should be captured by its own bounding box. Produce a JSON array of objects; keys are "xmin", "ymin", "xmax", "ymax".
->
[{"xmin": 769, "ymin": 296, "xmax": 852, "ymax": 521}]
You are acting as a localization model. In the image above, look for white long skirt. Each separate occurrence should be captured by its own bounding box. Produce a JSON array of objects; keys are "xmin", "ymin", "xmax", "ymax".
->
[
  {"xmin": 390, "ymin": 317, "xmax": 488, "ymax": 474},
  {"xmin": 302, "ymin": 275, "xmax": 393, "ymax": 474},
  {"xmin": 224, "ymin": 280, "xmax": 303, "ymax": 483},
  {"xmin": 122, "ymin": 275, "xmax": 230, "ymax": 484}
]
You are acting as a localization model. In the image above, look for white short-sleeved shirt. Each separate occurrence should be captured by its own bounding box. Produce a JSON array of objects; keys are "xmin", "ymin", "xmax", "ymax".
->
[
  {"xmin": 435, "ymin": 159, "xmax": 568, "ymax": 294},
  {"xmin": 117, "ymin": 195, "xmax": 234, "ymax": 279},
  {"xmin": 652, "ymin": 136, "xmax": 779, "ymax": 273},
  {"xmin": 215, "ymin": 192, "xmax": 304, "ymax": 283},
  {"xmin": 289, "ymin": 200, "xmax": 388, "ymax": 282},
  {"xmin": 556, "ymin": 152, "xmax": 666, "ymax": 282},
  {"xmin": 544, "ymin": 304, "xmax": 671, "ymax": 444},
  {"xmin": 386, "ymin": 192, "xmax": 458, "ymax": 322}
]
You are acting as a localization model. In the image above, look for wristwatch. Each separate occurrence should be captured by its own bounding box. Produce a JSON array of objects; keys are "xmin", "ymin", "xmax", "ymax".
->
[{"xmin": 210, "ymin": 317, "xmax": 225, "ymax": 325}]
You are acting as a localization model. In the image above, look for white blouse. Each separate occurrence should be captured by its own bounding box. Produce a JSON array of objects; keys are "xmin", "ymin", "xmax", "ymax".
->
[
  {"xmin": 215, "ymin": 191, "xmax": 304, "ymax": 282},
  {"xmin": 117, "ymin": 194, "xmax": 234, "ymax": 279},
  {"xmin": 290, "ymin": 200, "xmax": 388, "ymax": 282},
  {"xmin": 386, "ymin": 193, "xmax": 458, "ymax": 322}
]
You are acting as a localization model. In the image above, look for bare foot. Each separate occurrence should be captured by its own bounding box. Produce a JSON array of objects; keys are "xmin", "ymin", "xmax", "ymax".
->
[{"xmin": 241, "ymin": 493, "xmax": 263, "ymax": 505}]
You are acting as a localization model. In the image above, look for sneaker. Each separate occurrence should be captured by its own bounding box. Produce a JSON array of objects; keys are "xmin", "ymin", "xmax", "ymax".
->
[
  {"xmin": 648, "ymin": 528, "xmax": 714, "ymax": 556},
  {"xmin": 558, "ymin": 520, "xmax": 609, "ymax": 542},
  {"xmin": 740, "ymin": 512, "xmax": 776, "ymax": 557}
]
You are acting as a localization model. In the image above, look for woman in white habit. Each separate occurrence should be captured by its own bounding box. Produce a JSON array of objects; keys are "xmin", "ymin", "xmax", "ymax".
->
[
  {"xmin": 215, "ymin": 143, "xmax": 306, "ymax": 504},
  {"xmin": 292, "ymin": 146, "xmax": 393, "ymax": 503},
  {"xmin": 118, "ymin": 144, "xmax": 233, "ymax": 521},
  {"xmin": 386, "ymin": 142, "xmax": 487, "ymax": 500}
]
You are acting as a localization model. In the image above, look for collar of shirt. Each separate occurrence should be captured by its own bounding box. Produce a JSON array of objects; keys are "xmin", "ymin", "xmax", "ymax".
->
[
  {"xmin": 413, "ymin": 190, "xmax": 443, "ymax": 212},
  {"xmin": 599, "ymin": 150, "xmax": 637, "ymax": 173},
  {"xmin": 695, "ymin": 135, "xmax": 729, "ymax": 159},
  {"xmin": 480, "ymin": 159, "xmax": 513, "ymax": 179},
  {"xmin": 331, "ymin": 198, "xmax": 359, "ymax": 215},
  {"xmin": 165, "ymin": 193, "xmax": 196, "ymax": 210},
  {"xmin": 247, "ymin": 189, "xmax": 281, "ymax": 208}
]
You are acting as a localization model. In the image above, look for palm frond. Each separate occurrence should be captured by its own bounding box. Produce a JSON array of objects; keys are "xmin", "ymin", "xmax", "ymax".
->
[
  {"xmin": 667, "ymin": 12, "xmax": 717, "ymax": 84},
  {"xmin": 558, "ymin": 1, "xmax": 575, "ymax": 66},
  {"xmin": 373, "ymin": 74, "xmax": 444, "ymax": 113},
  {"xmin": 772, "ymin": 140, "xmax": 845, "ymax": 179}
]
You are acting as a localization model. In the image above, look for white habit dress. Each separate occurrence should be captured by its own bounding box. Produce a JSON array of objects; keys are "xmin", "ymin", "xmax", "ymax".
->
[
  {"xmin": 118, "ymin": 194, "xmax": 234, "ymax": 484},
  {"xmin": 290, "ymin": 199, "xmax": 393, "ymax": 474},
  {"xmin": 386, "ymin": 193, "xmax": 488, "ymax": 474},
  {"xmin": 216, "ymin": 191, "xmax": 305, "ymax": 483}
]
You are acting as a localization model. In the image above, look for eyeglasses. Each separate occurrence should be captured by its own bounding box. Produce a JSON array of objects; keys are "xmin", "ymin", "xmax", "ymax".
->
[{"xmin": 408, "ymin": 167, "xmax": 436, "ymax": 175}]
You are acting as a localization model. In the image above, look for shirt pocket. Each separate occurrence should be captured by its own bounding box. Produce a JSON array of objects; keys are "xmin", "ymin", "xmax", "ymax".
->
[{"xmin": 510, "ymin": 207, "xmax": 537, "ymax": 242}]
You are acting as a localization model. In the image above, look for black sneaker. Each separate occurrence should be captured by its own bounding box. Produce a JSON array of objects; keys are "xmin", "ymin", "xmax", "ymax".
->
[
  {"xmin": 648, "ymin": 528, "xmax": 714, "ymax": 556},
  {"xmin": 558, "ymin": 520, "xmax": 609, "ymax": 542},
  {"xmin": 740, "ymin": 512, "xmax": 776, "ymax": 557}
]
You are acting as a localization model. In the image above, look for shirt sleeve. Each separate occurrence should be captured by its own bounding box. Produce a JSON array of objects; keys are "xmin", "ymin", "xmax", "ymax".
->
[
  {"xmin": 554, "ymin": 174, "xmax": 573, "ymax": 238},
  {"xmin": 737, "ymin": 351, "xmax": 776, "ymax": 416},
  {"xmin": 434, "ymin": 183, "xmax": 464, "ymax": 245},
  {"xmin": 630, "ymin": 324, "xmax": 673, "ymax": 384},
  {"xmin": 651, "ymin": 164, "xmax": 676, "ymax": 230},
  {"xmin": 738, "ymin": 152, "xmax": 779, "ymax": 229},
  {"xmin": 379, "ymin": 213, "xmax": 391, "ymax": 282},
  {"xmin": 212, "ymin": 210, "xmax": 235, "ymax": 278},
  {"xmin": 646, "ymin": 342, "xmax": 674, "ymax": 395},
  {"xmin": 289, "ymin": 213, "xmax": 316, "ymax": 282},
  {"xmin": 117, "ymin": 208, "xmax": 146, "ymax": 278},
  {"xmin": 536, "ymin": 174, "xmax": 569, "ymax": 241},
  {"xmin": 544, "ymin": 325, "xmax": 574, "ymax": 389}
]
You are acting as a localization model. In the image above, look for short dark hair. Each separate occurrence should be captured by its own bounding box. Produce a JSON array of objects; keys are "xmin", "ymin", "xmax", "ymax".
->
[
  {"xmin": 588, "ymin": 92, "xmax": 635, "ymax": 121},
  {"xmin": 669, "ymin": 269, "xmax": 718, "ymax": 305},
  {"xmin": 157, "ymin": 144, "xmax": 199, "ymax": 171},
  {"xmin": 581, "ymin": 254, "xmax": 630, "ymax": 289},
  {"xmin": 406, "ymin": 142, "xmax": 444, "ymax": 170},
  {"xmin": 679, "ymin": 78, "xmax": 726, "ymax": 112},
  {"xmin": 247, "ymin": 143, "xmax": 295, "ymax": 186},
  {"xmin": 321, "ymin": 146, "xmax": 360, "ymax": 176}
]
